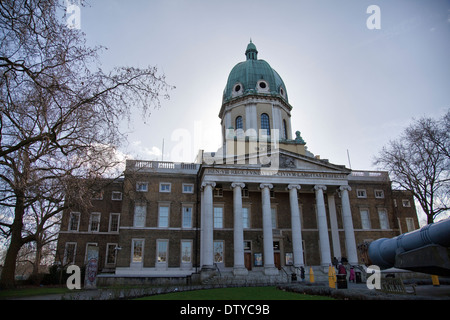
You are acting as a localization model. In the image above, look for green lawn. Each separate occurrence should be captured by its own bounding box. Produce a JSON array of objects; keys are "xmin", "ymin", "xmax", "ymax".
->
[{"xmin": 137, "ymin": 286, "xmax": 334, "ymax": 300}]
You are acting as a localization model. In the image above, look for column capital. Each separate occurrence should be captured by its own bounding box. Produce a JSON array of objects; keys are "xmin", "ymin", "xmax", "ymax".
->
[
  {"xmin": 201, "ymin": 181, "xmax": 216, "ymax": 189},
  {"xmin": 287, "ymin": 184, "xmax": 301, "ymax": 191},
  {"xmin": 231, "ymin": 182, "xmax": 245, "ymax": 189},
  {"xmin": 314, "ymin": 185, "xmax": 327, "ymax": 192},
  {"xmin": 339, "ymin": 185, "xmax": 352, "ymax": 192},
  {"xmin": 259, "ymin": 183, "xmax": 273, "ymax": 190}
]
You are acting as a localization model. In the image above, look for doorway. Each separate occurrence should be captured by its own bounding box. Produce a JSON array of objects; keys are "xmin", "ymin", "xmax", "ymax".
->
[{"xmin": 244, "ymin": 252, "xmax": 252, "ymax": 271}]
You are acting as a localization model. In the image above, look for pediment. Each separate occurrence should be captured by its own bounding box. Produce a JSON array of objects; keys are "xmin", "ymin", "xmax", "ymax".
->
[{"xmin": 278, "ymin": 152, "xmax": 350, "ymax": 174}]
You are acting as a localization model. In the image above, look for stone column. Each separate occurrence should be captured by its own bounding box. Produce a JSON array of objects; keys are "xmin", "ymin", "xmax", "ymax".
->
[
  {"xmin": 327, "ymin": 192, "xmax": 342, "ymax": 260},
  {"xmin": 314, "ymin": 185, "xmax": 332, "ymax": 267},
  {"xmin": 201, "ymin": 181, "xmax": 216, "ymax": 270},
  {"xmin": 260, "ymin": 183, "xmax": 278, "ymax": 275},
  {"xmin": 340, "ymin": 186, "xmax": 358, "ymax": 265},
  {"xmin": 232, "ymin": 182, "xmax": 248, "ymax": 275},
  {"xmin": 288, "ymin": 184, "xmax": 304, "ymax": 267}
]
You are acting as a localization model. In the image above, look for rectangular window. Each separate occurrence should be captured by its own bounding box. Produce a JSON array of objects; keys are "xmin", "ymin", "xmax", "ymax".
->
[
  {"xmin": 134, "ymin": 204, "xmax": 146, "ymax": 228},
  {"xmin": 406, "ymin": 217, "xmax": 415, "ymax": 232},
  {"xmin": 111, "ymin": 191, "xmax": 122, "ymax": 201},
  {"xmin": 213, "ymin": 241, "xmax": 224, "ymax": 263},
  {"xmin": 64, "ymin": 242, "xmax": 77, "ymax": 265},
  {"xmin": 157, "ymin": 240, "xmax": 168, "ymax": 263},
  {"xmin": 214, "ymin": 188, "xmax": 223, "ymax": 197},
  {"xmin": 242, "ymin": 207, "xmax": 250, "ymax": 229},
  {"xmin": 402, "ymin": 199, "xmax": 411, "ymax": 207},
  {"xmin": 69, "ymin": 212, "xmax": 80, "ymax": 231},
  {"xmin": 374, "ymin": 190, "xmax": 384, "ymax": 199},
  {"xmin": 182, "ymin": 183, "xmax": 194, "ymax": 194},
  {"xmin": 360, "ymin": 209, "xmax": 371, "ymax": 229},
  {"xmin": 159, "ymin": 182, "xmax": 171, "ymax": 193},
  {"xmin": 242, "ymin": 187, "xmax": 249, "ymax": 198},
  {"xmin": 378, "ymin": 209, "xmax": 389, "ymax": 229},
  {"xmin": 158, "ymin": 205, "xmax": 170, "ymax": 228},
  {"xmin": 136, "ymin": 182, "xmax": 148, "ymax": 192},
  {"xmin": 182, "ymin": 206, "xmax": 192, "ymax": 228},
  {"xmin": 357, "ymin": 189, "xmax": 367, "ymax": 198},
  {"xmin": 106, "ymin": 243, "xmax": 117, "ymax": 265},
  {"xmin": 91, "ymin": 190, "xmax": 103, "ymax": 200},
  {"xmin": 271, "ymin": 207, "xmax": 277, "ymax": 229},
  {"xmin": 132, "ymin": 239, "xmax": 144, "ymax": 263},
  {"xmin": 181, "ymin": 241, "xmax": 192, "ymax": 264},
  {"xmin": 109, "ymin": 213, "xmax": 120, "ymax": 232},
  {"xmin": 214, "ymin": 207, "xmax": 223, "ymax": 228},
  {"xmin": 89, "ymin": 212, "xmax": 101, "ymax": 232}
]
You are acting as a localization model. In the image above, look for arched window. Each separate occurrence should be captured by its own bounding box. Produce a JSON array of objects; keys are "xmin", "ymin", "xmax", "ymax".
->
[
  {"xmin": 261, "ymin": 113, "xmax": 270, "ymax": 136},
  {"xmin": 235, "ymin": 116, "xmax": 243, "ymax": 130}
]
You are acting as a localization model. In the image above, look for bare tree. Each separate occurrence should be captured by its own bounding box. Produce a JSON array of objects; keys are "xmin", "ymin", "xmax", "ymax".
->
[
  {"xmin": 0, "ymin": 0, "xmax": 173, "ymax": 288},
  {"xmin": 374, "ymin": 110, "xmax": 450, "ymax": 224}
]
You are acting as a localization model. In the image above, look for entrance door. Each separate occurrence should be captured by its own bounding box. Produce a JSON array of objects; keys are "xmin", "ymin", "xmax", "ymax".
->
[
  {"xmin": 274, "ymin": 252, "xmax": 281, "ymax": 270},
  {"xmin": 244, "ymin": 252, "xmax": 252, "ymax": 271}
]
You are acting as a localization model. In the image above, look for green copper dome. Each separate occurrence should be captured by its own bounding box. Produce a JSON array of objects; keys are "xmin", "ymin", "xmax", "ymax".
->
[{"xmin": 223, "ymin": 41, "xmax": 288, "ymax": 103}]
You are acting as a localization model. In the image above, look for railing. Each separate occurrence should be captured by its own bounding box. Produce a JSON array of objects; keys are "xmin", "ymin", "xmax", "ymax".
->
[{"xmin": 127, "ymin": 160, "xmax": 199, "ymax": 172}]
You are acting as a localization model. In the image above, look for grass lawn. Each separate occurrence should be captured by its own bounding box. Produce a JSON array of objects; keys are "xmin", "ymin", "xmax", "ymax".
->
[{"xmin": 137, "ymin": 286, "xmax": 334, "ymax": 300}]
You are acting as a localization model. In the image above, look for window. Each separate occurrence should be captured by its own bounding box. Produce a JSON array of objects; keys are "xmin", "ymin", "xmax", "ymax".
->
[
  {"xmin": 159, "ymin": 182, "xmax": 171, "ymax": 193},
  {"xmin": 157, "ymin": 240, "xmax": 168, "ymax": 263},
  {"xmin": 406, "ymin": 217, "xmax": 415, "ymax": 232},
  {"xmin": 134, "ymin": 204, "xmax": 146, "ymax": 228},
  {"xmin": 378, "ymin": 209, "xmax": 389, "ymax": 229},
  {"xmin": 182, "ymin": 183, "xmax": 194, "ymax": 193},
  {"xmin": 158, "ymin": 205, "xmax": 170, "ymax": 228},
  {"xmin": 214, "ymin": 207, "xmax": 223, "ymax": 228},
  {"xmin": 89, "ymin": 212, "xmax": 101, "ymax": 232},
  {"xmin": 214, "ymin": 187, "xmax": 223, "ymax": 197},
  {"xmin": 235, "ymin": 116, "xmax": 243, "ymax": 130},
  {"xmin": 402, "ymin": 199, "xmax": 411, "ymax": 207},
  {"xmin": 91, "ymin": 190, "xmax": 103, "ymax": 200},
  {"xmin": 69, "ymin": 212, "xmax": 80, "ymax": 231},
  {"xmin": 181, "ymin": 241, "xmax": 192, "ymax": 264},
  {"xmin": 357, "ymin": 189, "xmax": 367, "ymax": 198},
  {"xmin": 242, "ymin": 207, "xmax": 250, "ymax": 229},
  {"xmin": 374, "ymin": 190, "xmax": 384, "ymax": 199},
  {"xmin": 261, "ymin": 113, "xmax": 270, "ymax": 136},
  {"xmin": 136, "ymin": 182, "xmax": 148, "ymax": 192},
  {"xmin": 106, "ymin": 244, "xmax": 117, "ymax": 265},
  {"xmin": 132, "ymin": 239, "xmax": 144, "ymax": 263},
  {"xmin": 64, "ymin": 242, "xmax": 77, "ymax": 265},
  {"xmin": 111, "ymin": 191, "xmax": 122, "ymax": 201},
  {"xmin": 213, "ymin": 241, "xmax": 224, "ymax": 263},
  {"xmin": 242, "ymin": 187, "xmax": 249, "ymax": 198},
  {"xmin": 360, "ymin": 209, "xmax": 371, "ymax": 229},
  {"xmin": 282, "ymin": 119, "xmax": 288, "ymax": 139},
  {"xmin": 109, "ymin": 213, "xmax": 120, "ymax": 232},
  {"xmin": 182, "ymin": 206, "xmax": 192, "ymax": 228}
]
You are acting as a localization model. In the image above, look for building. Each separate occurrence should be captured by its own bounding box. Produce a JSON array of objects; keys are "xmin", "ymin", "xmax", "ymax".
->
[{"xmin": 56, "ymin": 41, "xmax": 419, "ymax": 283}]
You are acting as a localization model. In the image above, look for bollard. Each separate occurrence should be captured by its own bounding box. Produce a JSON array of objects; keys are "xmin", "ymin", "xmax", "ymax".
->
[
  {"xmin": 309, "ymin": 266, "xmax": 315, "ymax": 283},
  {"xmin": 431, "ymin": 275, "xmax": 440, "ymax": 287},
  {"xmin": 328, "ymin": 265, "xmax": 336, "ymax": 289}
]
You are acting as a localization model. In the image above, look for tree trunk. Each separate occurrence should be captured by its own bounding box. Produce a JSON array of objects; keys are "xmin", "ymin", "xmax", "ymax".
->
[{"xmin": 0, "ymin": 194, "xmax": 25, "ymax": 289}]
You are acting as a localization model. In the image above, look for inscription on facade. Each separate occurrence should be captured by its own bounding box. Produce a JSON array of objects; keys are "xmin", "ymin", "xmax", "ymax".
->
[{"xmin": 205, "ymin": 168, "xmax": 347, "ymax": 180}]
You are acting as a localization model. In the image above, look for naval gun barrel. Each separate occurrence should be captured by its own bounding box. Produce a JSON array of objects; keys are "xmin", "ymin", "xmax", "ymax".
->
[{"xmin": 368, "ymin": 218, "xmax": 450, "ymax": 275}]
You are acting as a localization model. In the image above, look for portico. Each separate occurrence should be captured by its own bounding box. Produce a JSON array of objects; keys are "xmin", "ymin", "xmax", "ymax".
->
[{"xmin": 199, "ymin": 157, "xmax": 359, "ymax": 276}]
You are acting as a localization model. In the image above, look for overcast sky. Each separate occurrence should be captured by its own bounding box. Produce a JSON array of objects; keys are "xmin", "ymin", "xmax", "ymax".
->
[{"xmin": 79, "ymin": 0, "xmax": 450, "ymax": 171}]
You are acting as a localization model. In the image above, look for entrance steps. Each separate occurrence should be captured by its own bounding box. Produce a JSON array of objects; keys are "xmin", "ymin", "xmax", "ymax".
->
[{"xmin": 201, "ymin": 266, "xmax": 330, "ymax": 286}]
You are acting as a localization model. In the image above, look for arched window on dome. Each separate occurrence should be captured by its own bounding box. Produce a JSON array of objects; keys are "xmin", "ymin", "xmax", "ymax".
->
[
  {"xmin": 235, "ymin": 116, "xmax": 243, "ymax": 130},
  {"xmin": 261, "ymin": 113, "xmax": 270, "ymax": 136}
]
